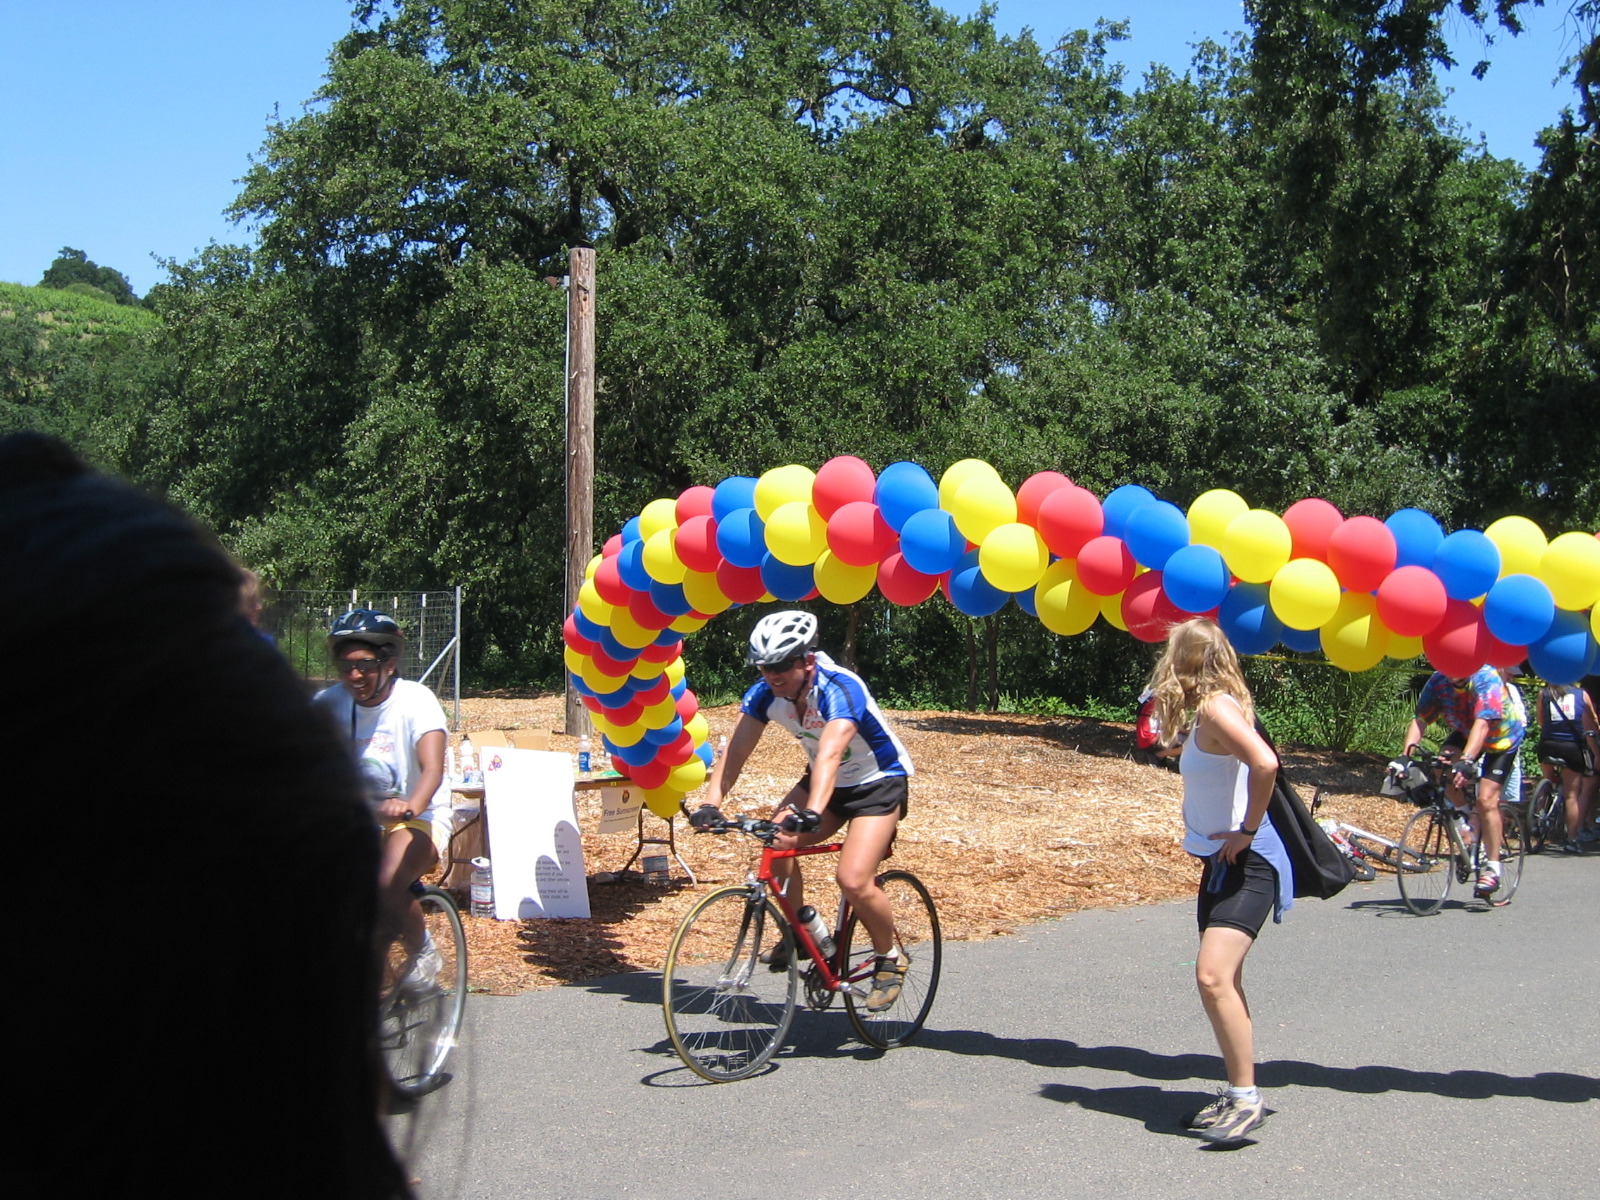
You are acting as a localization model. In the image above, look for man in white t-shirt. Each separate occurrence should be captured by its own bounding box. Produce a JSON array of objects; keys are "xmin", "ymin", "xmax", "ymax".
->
[{"xmin": 315, "ymin": 609, "xmax": 448, "ymax": 979}]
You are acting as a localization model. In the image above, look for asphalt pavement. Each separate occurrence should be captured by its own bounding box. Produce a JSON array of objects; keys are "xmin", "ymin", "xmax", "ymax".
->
[{"xmin": 393, "ymin": 851, "xmax": 1598, "ymax": 1200}]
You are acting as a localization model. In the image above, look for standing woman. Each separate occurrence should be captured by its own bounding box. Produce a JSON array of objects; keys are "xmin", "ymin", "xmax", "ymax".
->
[{"xmin": 1147, "ymin": 618, "xmax": 1293, "ymax": 1144}]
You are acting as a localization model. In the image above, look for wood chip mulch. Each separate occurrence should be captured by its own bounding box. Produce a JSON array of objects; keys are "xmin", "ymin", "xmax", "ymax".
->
[{"xmin": 443, "ymin": 694, "xmax": 1414, "ymax": 995}]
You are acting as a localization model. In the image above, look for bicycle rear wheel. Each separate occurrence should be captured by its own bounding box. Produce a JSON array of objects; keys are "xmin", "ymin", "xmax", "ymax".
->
[
  {"xmin": 662, "ymin": 886, "xmax": 797, "ymax": 1082},
  {"xmin": 1491, "ymin": 802, "xmax": 1527, "ymax": 905},
  {"xmin": 379, "ymin": 885, "xmax": 468, "ymax": 1098},
  {"xmin": 1396, "ymin": 809, "xmax": 1453, "ymax": 915},
  {"xmin": 1526, "ymin": 779, "xmax": 1560, "ymax": 853},
  {"xmin": 841, "ymin": 870, "xmax": 941, "ymax": 1050}
]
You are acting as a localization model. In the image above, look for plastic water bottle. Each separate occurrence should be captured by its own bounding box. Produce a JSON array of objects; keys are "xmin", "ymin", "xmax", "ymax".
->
[
  {"xmin": 578, "ymin": 734, "xmax": 592, "ymax": 777},
  {"xmin": 470, "ymin": 857, "xmax": 494, "ymax": 918},
  {"xmin": 460, "ymin": 736, "xmax": 477, "ymax": 784},
  {"xmin": 1452, "ymin": 808, "xmax": 1474, "ymax": 848},
  {"xmin": 716, "ymin": 734, "xmax": 728, "ymax": 763},
  {"xmin": 642, "ymin": 853, "xmax": 669, "ymax": 886},
  {"xmin": 796, "ymin": 905, "xmax": 835, "ymax": 961}
]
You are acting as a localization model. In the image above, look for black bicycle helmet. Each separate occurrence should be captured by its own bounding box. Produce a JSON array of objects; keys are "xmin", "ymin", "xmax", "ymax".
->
[
  {"xmin": 746, "ymin": 610, "xmax": 818, "ymax": 666},
  {"xmin": 328, "ymin": 608, "xmax": 404, "ymax": 658}
]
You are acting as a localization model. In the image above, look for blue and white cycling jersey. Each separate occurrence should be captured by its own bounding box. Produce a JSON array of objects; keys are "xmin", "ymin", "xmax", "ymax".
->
[{"xmin": 740, "ymin": 651, "xmax": 913, "ymax": 787}]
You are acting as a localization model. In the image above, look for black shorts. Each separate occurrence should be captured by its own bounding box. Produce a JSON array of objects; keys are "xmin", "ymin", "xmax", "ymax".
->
[
  {"xmin": 1196, "ymin": 850, "xmax": 1277, "ymax": 939},
  {"xmin": 1538, "ymin": 738, "xmax": 1593, "ymax": 776},
  {"xmin": 796, "ymin": 772, "xmax": 909, "ymax": 820},
  {"xmin": 1441, "ymin": 731, "xmax": 1519, "ymax": 786}
]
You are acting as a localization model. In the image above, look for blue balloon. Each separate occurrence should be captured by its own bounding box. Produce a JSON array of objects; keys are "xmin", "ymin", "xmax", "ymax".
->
[
  {"xmin": 669, "ymin": 676, "xmax": 687, "ymax": 699},
  {"xmin": 653, "ymin": 628, "xmax": 683, "ymax": 647},
  {"xmin": 648, "ymin": 578, "xmax": 694, "ymax": 617},
  {"xmin": 611, "ymin": 737, "xmax": 659, "ymax": 767},
  {"xmin": 1011, "ymin": 584, "xmax": 1038, "ymax": 616},
  {"xmin": 875, "ymin": 461, "xmax": 941, "ymax": 532},
  {"xmin": 1528, "ymin": 609, "xmax": 1596, "ymax": 685},
  {"xmin": 1280, "ymin": 624, "xmax": 1323, "ymax": 653},
  {"xmin": 1163, "ymin": 544, "xmax": 1230, "ymax": 613},
  {"xmin": 1482, "ymin": 574, "xmax": 1556, "ymax": 647},
  {"xmin": 711, "ymin": 476, "xmax": 759, "ymax": 522},
  {"xmin": 947, "ymin": 549, "xmax": 1009, "ymax": 617},
  {"xmin": 596, "ymin": 627, "xmax": 634, "ymax": 664},
  {"xmin": 1126, "ymin": 500, "xmax": 1190, "ymax": 571},
  {"xmin": 1432, "ymin": 530, "xmax": 1500, "ymax": 600},
  {"xmin": 1219, "ymin": 582, "xmax": 1284, "ymax": 656},
  {"xmin": 760, "ymin": 554, "xmax": 815, "ymax": 601},
  {"xmin": 572, "ymin": 609, "xmax": 608, "ymax": 644},
  {"xmin": 643, "ymin": 717, "xmax": 685, "ymax": 746},
  {"xmin": 1102, "ymin": 484, "xmax": 1158, "ymax": 541},
  {"xmin": 900, "ymin": 508, "xmax": 967, "ymax": 575},
  {"xmin": 695, "ymin": 742, "xmax": 714, "ymax": 767},
  {"xmin": 1387, "ymin": 508, "xmax": 1444, "ymax": 569},
  {"xmin": 621, "ymin": 516, "xmax": 642, "ymax": 544},
  {"xmin": 716, "ymin": 507, "xmax": 768, "ymax": 568},
  {"xmin": 568, "ymin": 670, "xmax": 597, "ymax": 697},
  {"xmin": 617, "ymin": 537, "xmax": 653, "ymax": 591}
]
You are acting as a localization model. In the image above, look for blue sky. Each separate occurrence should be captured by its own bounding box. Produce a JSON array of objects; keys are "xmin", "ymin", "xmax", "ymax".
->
[{"xmin": 1, "ymin": 1, "xmax": 1586, "ymax": 296}]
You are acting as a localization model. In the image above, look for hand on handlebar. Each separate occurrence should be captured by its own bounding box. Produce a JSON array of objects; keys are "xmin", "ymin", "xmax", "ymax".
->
[
  {"xmin": 780, "ymin": 808, "xmax": 822, "ymax": 833},
  {"xmin": 688, "ymin": 804, "xmax": 724, "ymax": 831},
  {"xmin": 1451, "ymin": 758, "xmax": 1480, "ymax": 781}
]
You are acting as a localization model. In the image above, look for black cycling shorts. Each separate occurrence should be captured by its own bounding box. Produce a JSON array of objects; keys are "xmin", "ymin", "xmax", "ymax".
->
[
  {"xmin": 1537, "ymin": 738, "xmax": 1592, "ymax": 775},
  {"xmin": 796, "ymin": 772, "xmax": 909, "ymax": 820},
  {"xmin": 1440, "ymin": 731, "xmax": 1520, "ymax": 786},
  {"xmin": 1196, "ymin": 850, "xmax": 1277, "ymax": 939}
]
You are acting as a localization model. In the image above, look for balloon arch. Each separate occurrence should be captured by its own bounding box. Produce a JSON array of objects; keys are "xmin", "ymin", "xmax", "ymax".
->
[{"xmin": 565, "ymin": 457, "xmax": 1600, "ymax": 817}]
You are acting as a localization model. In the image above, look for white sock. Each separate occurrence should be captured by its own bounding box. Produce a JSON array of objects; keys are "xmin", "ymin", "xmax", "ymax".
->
[
  {"xmin": 877, "ymin": 949, "xmax": 900, "ymax": 963},
  {"xmin": 1227, "ymin": 1085, "xmax": 1260, "ymax": 1104}
]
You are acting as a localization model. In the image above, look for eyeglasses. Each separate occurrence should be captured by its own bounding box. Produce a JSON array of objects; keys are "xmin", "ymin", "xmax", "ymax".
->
[
  {"xmin": 336, "ymin": 658, "xmax": 388, "ymax": 677},
  {"xmin": 757, "ymin": 656, "xmax": 803, "ymax": 675}
]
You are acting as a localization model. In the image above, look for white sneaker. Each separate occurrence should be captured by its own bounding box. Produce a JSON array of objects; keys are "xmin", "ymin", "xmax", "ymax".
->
[{"xmin": 403, "ymin": 938, "xmax": 443, "ymax": 991}]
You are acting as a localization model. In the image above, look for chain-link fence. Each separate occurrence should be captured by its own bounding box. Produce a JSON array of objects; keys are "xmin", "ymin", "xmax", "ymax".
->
[{"xmin": 263, "ymin": 587, "xmax": 461, "ymax": 727}]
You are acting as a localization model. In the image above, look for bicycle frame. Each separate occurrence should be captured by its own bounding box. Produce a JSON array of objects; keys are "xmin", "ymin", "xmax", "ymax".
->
[{"xmin": 753, "ymin": 842, "xmax": 875, "ymax": 996}]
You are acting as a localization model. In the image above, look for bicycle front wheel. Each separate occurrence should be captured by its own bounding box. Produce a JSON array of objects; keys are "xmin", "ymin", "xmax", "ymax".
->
[
  {"xmin": 1526, "ymin": 779, "xmax": 1559, "ymax": 854},
  {"xmin": 379, "ymin": 885, "xmax": 468, "ymax": 1098},
  {"xmin": 841, "ymin": 870, "xmax": 942, "ymax": 1050},
  {"xmin": 1396, "ymin": 808, "xmax": 1453, "ymax": 915},
  {"xmin": 1492, "ymin": 802, "xmax": 1527, "ymax": 905},
  {"xmin": 662, "ymin": 886, "xmax": 797, "ymax": 1082}
]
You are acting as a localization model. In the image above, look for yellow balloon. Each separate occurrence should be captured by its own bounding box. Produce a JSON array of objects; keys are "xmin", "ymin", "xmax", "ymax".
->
[
  {"xmin": 1387, "ymin": 633, "xmax": 1425, "ymax": 660},
  {"xmin": 681, "ymin": 568, "xmax": 732, "ymax": 615},
  {"xmin": 607, "ymin": 719, "xmax": 647, "ymax": 747},
  {"xmin": 644, "ymin": 787, "xmax": 685, "ymax": 819},
  {"xmin": 576, "ymin": 579, "xmax": 615, "ymax": 625},
  {"xmin": 563, "ymin": 644, "xmax": 587, "ymax": 675},
  {"xmin": 642, "ymin": 527, "xmax": 688, "ymax": 584},
  {"xmin": 1222, "ymin": 509, "xmax": 1293, "ymax": 584},
  {"xmin": 670, "ymin": 613, "xmax": 707, "ymax": 634},
  {"xmin": 667, "ymin": 757, "xmax": 708, "ymax": 793},
  {"xmin": 638, "ymin": 496, "xmax": 680, "ymax": 541},
  {"xmin": 581, "ymin": 656, "xmax": 631, "ymax": 694},
  {"xmin": 1320, "ymin": 591, "xmax": 1389, "ymax": 672},
  {"xmin": 1034, "ymin": 559, "xmax": 1100, "ymax": 636},
  {"xmin": 641, "ymin": 695, "xmax": 679, "ymax": 730},
  {"xmin": 608, "ymin": 607, "xmax": 657, "ymax": 649},
  {"xmin": 664, "ymin": 657, "xmax": 687, "ymax": 687},
  {"xmin": 1485, "ymin": 515, "xmax": 1547, "ymax": 579},
  {"xmin": 584, "ymin": 553, "xmax": 604, "ymax": 582},
  {"xmin": 1187, "ymin": 489, "xmax": 1249, "ymax": 550},
  {"xmin": 754, "ymin": 464, "xmax": 816, "ymax": 520},
  {"xmin": 979, "ymin": 522, "xmax": 1049, "ymax": 592},
  {"xmin": 938, "ymin": 458, "xmax": 1001, "ymax": 509},
  {"xmin": 630, "ymin": 656, "xmax": 670, "ymax": 680},
  {"xmin": 814, "ymin": 549, "xmax": 878, "ymax": 604},
  {"xmin": 766, "ymin": 500, "xmax": 828, "ymax": 565},
  {"xmin": 950, "ymin": 474, "xmax": 1018, "ymax": 544},
  {"xmin": 1541, "ymin": 531, "xmax": 1600, "ymax": 610},
  {"xmin": 588, "ymin": 712, "xmax": 616, "ymax": 738},
  {"xmin": 685, "ymin": 713, "xmax": 710, "ymax": 744},
  {"xmin": 1099, "ymin": 589, "xmax": 1128, "ymax": 630},
  {"xmin": 1269, "ymin": 557, "xmax": 1341, "ymax": 630}
]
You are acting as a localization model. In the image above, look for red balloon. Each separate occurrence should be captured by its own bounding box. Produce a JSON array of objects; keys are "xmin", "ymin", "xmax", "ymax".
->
[
  {"xmin": 630, "ymin": 756, "xmax": 672, "ymax": 790},
  {"xmin": 675, "ymin": 485, "xmax": 716, "ymax": 524},
  {"xmin": 632, "ymin": 675, "xmax": 671, "ymax": 706},
  {"xmin": 813, "ymin": 455, "xmax": 878, "ymax": 518},
  {"xmin": 1016, "ymin": 471, "xmax": 1072, "ymax": 527},
  {"xmin": 563, "ymin": 613, "xmax": 598, "ymax": 655},
  {"xmin": 608, "ymin": 757, "xmax": 633, "ymax": 780},
  {"xmin": 1122, "ymin": 571, "xmax": 1175, "ymax": 642},
  {"xmin": 593, "ymin": 555, "xmax": 634, "ymax": 606},
  {"xmin": 590, "ymin": 647, "xmax": 636, "ymax": 677},
  {"xmin": 675, "ymin": 515, "xmax": 722, "ymax": 573},
  {"xmin": 626, "ymin": 588, "xmax": 674, "ymax": 630},
  {"xmin": 1036, "ymin": 485, "xmax": 1104, "ymax": 558},
  {"xmin": 716, "ymin": 560, "xmax": 768, "ymax": 604},
  {"xmin": 1076, "ymin": 536, "xmax": 1137, "ymax": 596},
  {"xmin": 675, "ymin": 689, "xmax": 699, "ymax": 722},
  {"xmin": 1375, "ymin": 565, "xmax": 1448, "ymax": 637},
  {"xmin": 1327, "ymin": 515, "xmax": 1398, "ymax": 593},
  {"xmin": 826, "ymin": 501, "xmax": 897, "ymax": 567},
  {"xmin": 659, "ymin": 729, "xmax": 696, "ymax": 766},
  {"xmin": 1282, "ymin": 498, "xmax": 1344, "ymax": 562},
  {"xmin": 877, "ymin": 552, "xmax": 940, "ymax": 606},
  {"xmin": 580, "ymin": 693, "xmax": 604, "ymax": 714},
  {"xmin": 1423, "ymin": 599, "xmax": 1489, "ymax": 678},
  {"xmin": 639, "ymin": 639, "xmax": 682, "ymax": 663},
  {"xmin": 602, "ymin": 698, "xmax": 645, "ymax": 726},
  {"xmin": 602, "ymin": 533, "xmax": 624, "ymax": 557}
]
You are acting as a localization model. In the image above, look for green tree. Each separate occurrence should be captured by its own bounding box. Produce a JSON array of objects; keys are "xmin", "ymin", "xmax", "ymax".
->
[{"xmin": 38, "ymin": 247, "xmax": 141, "ymax": 306}]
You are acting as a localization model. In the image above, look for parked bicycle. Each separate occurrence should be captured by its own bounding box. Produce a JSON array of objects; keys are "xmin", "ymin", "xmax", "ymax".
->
[
  {"xmin": 661, "ymin": 805, "xmax": 941, "ymax": 1082},
  {"xmin": 1309, "ymin": 786, "xmax": 1408, "ymax": 881},
  {"xmin": 378, "ymin": 880, "xmax": 468, "ymax": 1099},
  {"xmin": 1386, "ymin": 754, "xmax": 1528, "ymax": 914}
]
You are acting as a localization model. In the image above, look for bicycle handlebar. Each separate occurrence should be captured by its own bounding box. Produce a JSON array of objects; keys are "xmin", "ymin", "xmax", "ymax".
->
[{"xmin": 686, "ymin": 805, "xmax": 783, "ymax": 842}]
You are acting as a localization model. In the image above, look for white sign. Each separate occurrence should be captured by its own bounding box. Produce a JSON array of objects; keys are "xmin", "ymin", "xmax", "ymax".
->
[
  {"xmin": 482, "ymin": 747, "xmax": 589, "ymax": 920},
  {"xmin": 597, "ymin": 786, "xmax": 643, "ymax": 835}
]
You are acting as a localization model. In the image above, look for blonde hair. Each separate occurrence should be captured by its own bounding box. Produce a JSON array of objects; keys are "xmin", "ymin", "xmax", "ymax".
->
[{"xmin": 1145, "ymin": 618, "xmax": 1255, "ymax": 746}]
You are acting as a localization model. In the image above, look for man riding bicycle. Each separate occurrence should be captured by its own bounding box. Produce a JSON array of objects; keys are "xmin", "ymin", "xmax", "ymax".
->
[
  {"xmin": 704, "ymin": 611, "xmax": 915, "ymax": 1012},
  {"xmin": 1400, "ymin": 665, "xmax": 1526, "ymax": 897}
]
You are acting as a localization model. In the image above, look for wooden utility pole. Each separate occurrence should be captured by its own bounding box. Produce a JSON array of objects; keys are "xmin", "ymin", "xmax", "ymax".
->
[{"xmin": 564, "ymin": 246, "xmax": 596, "ymax": 738}]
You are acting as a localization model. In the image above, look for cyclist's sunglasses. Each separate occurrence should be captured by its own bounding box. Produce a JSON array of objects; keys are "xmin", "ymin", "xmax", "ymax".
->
[
  {"xmin": 336, "ymin": 658, "xmax": 389, "ymax": 677},
  {"xmin": 756, "ymin": 656, "xmax": 804, "ymax": 675}
]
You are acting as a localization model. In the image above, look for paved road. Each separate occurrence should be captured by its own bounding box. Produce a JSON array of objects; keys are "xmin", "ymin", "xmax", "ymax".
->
[{"xmin": 395, "ymin": 853, "xmax": 1597, "ymax": 1199}]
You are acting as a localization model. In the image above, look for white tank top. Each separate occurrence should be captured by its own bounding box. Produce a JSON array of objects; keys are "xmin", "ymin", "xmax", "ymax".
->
[{"xmin": 1179, "ymin": 694, "xmax": 1250, "ymax": 857}]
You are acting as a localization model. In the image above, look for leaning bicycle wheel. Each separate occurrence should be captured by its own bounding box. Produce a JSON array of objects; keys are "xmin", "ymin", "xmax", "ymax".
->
[
  {"xmin": 1491, "ymin": 802, "xmax": 1527, "ymax": 905},
  {"xmin": 662, "ymin": 886, "xmax": 797, "ymax": 1082},
  {"xmin": 379, "ymin": 885, "xmax": 468, "ymax": 1098},
  {"xmin": 1526, "ymin": 779, "xmax": 1560, "ymax": 854},
  {"xmin": 1396, "ymin": 808, "xmax": 1453, "ymax": 915},
  {"xmin": 841, "ymin": 870, "xmax": 942, "ymax": 1050}
]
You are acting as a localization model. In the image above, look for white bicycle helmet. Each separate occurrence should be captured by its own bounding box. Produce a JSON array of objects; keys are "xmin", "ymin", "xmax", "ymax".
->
[{"xmin": 746, "ymin": 610, "xmax": 818, "ymax": 666}]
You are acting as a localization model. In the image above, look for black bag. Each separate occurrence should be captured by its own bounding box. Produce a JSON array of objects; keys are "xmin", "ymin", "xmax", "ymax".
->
[{"xmin": 1255, "ymin": 720, "xmax": 1354, "ymax": 900}]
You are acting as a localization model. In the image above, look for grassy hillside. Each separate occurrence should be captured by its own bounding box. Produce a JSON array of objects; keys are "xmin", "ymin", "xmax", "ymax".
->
[{"xmin": 0, "ymin": 280, "xmax": 158, "ymax": 347}]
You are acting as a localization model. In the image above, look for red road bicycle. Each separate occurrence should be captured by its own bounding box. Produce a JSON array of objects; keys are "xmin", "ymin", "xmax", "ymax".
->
[{"xmin": 661, "ymin": 806, "xmax": 941, "ymax": 1082}]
